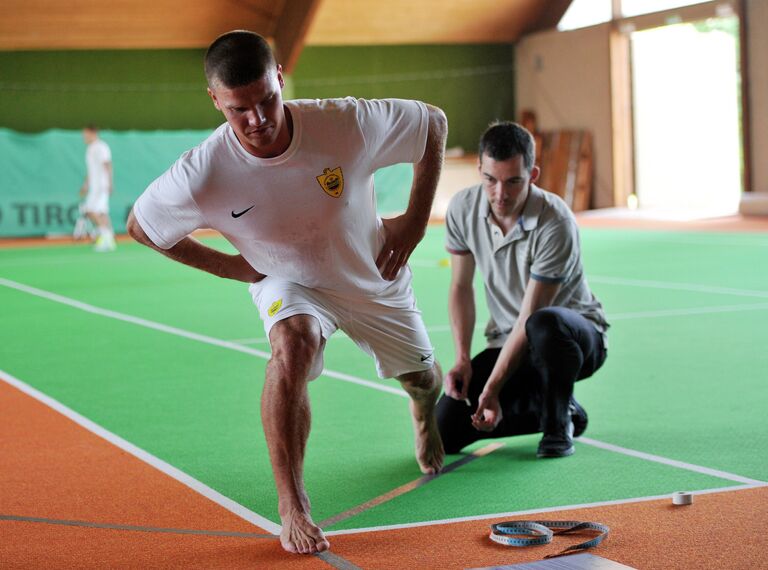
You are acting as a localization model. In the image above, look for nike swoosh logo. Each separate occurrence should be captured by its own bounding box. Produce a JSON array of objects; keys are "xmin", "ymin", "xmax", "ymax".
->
[
  {"xmin": 231, "ymin": 205, "xmax": 255, "ymax": 219},
  {"xmin": 420, "ymin": 353, "xmax": 433, "ymax": 362}
]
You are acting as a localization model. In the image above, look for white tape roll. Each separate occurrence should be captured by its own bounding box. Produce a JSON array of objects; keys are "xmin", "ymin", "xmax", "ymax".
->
[{"xmin": 672, "ymin": 491, "xmax": 693, "ymax": 505}]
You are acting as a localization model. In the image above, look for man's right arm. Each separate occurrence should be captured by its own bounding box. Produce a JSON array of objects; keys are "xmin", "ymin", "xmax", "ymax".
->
[
  {"xmin": 444, "ymin": 252, "xmax": 476, "ymax": 400},
  {"xmin": 126, "ymin": 209, "xmax": 263, "ymax": 283}
]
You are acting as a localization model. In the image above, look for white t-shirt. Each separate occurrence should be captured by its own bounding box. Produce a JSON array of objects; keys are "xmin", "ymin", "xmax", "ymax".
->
[
  {"xmin": 133, "ymin": 97, "xmax": 429, "ymax": 296},
  {"xmin": 86, "ymin": 139, "xmax": 112, "ymax": 192}
]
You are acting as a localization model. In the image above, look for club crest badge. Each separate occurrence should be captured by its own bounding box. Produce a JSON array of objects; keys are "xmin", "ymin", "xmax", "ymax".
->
[
  {"xmin": 268, "ymin": 298, "xmax": 283, "ymax": 317},
  {"xmin": 316, "ymin": 167, "xmax": 344, "ymax": 198}
]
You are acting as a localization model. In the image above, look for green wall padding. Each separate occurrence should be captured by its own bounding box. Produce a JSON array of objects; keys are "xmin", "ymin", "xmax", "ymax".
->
[
  {"xmin": 0, "ymin": 43, "xmax": 514, "ymax": 235},
  {"xmin": 0, "ymin": 128, "xmax": 413, "ymax": 237},
  {"xmin": 0, "ymin": 128, "xmax": 211, "ymax": 237},
  {"xmin": 292, "ymin": 44, "xmax": 515, "ymax": 151},
  {"xmin": 0, "ymin": 44, "xmax": 515, "ymax": 151},
  {"xmin": 0, "ymin": 49, "xmax": 220, "ymax": 132}
]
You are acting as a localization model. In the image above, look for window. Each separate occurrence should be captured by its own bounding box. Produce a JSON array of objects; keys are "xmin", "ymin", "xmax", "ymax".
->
[
  {"xmin": 557, "ymin": 0, "xmax": 612, "ymax": 31},
  {"xmin": 621, "ymin": 0, "xmax": 713, "ymax": 17},
  {"xmin": 558, "ymin": 0, "xmax": 717, "ymax": 30}
]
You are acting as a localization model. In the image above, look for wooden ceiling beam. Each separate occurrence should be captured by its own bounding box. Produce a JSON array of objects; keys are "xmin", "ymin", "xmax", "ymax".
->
[
  {"xmin": 305, "ymin": 0, "xmax": 551, "ymax": 45},
  {"xmin": 0, "ymin": 0, "xmax": 573, "ymax": 52},
  {"xmin": 0, "ymin": 0, "xmax": 275, "ymax": 50},
  {"xmin": 271, "ymin": 0, "xmax": 323, "ymax": 73},
  {"xmin": 527, "ymin": 0, "xmax": 574, "ymax": 33}
]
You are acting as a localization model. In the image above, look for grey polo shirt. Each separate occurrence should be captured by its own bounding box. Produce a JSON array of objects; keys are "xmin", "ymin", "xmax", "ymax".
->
[{"xmin": 445, "ymin": 184, "xmax": 609, "ymax": 349}]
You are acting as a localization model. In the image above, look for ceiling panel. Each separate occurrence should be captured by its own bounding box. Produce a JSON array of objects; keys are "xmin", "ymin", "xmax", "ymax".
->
[
  {"xmin": 0, "ymin": 0, "xmax": 277, "ymax": 50},
  {"xmin": 306, "ymin": 0, "xmax": 551, "ymax": 45},
  {"xmin": 0, "ymin": 0, "xmax": 571, "ymax": 71}
]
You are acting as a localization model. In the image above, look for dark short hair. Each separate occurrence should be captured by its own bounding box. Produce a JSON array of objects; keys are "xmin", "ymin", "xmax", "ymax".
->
[
  {"xmin": 204, "ymin": 30, "xmax": 276, "ymax": 88},
  {"xmin": 83, "ymin": 124, "xmax": 99, "ymax": 132},
  {"xmin": 478, "ymin": 121, "xmax": 536, "ymax": 172}
]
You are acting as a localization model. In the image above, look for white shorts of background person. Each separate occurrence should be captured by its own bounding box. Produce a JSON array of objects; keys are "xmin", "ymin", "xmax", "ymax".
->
[
  {"xmin": 84, "ymin": 187, "xmax": 110, "ymax": 215},
  {"xmin": 84, "ymin": 187, "xmax": 116, "ymax": 252}
]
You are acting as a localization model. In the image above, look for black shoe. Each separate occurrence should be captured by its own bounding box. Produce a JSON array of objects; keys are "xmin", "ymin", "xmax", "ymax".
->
[
  {"xmin": 570, "ymin": 397, "xmax": 588, "ymax": 438},
  {"xmin": 536, "ymin": 422, "xmax": 575, "ymax": 458}
]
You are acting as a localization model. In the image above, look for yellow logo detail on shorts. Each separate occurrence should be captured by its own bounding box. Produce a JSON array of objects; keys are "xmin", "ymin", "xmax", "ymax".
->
[
  {"xmin": 316, "ymin": 167, "xmax": 344, "ymax": 198},
  {"xmin": 268, "ymin": 298, "xmax": 283, "ymax": 317}
]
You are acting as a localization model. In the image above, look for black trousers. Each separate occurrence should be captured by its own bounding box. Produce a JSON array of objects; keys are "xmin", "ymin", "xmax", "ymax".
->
[{"xmin": 436, "ymin": 307, "xmax": 607, "ymax": 453}]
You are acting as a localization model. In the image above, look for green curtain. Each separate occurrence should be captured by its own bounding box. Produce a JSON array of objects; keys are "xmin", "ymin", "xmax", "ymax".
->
[{"xmin": 0, "ymin": 128, "xmax": 413, "ymax": 237}]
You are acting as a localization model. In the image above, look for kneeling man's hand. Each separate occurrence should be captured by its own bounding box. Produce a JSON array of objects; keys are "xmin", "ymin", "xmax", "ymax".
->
[
  {"xmin": 444, "ymin": 361, "xmax": 472, "ymax": 401},
  {"xmin": 472, "ymin": 392, "xmax": 502, "ymax": 432}
]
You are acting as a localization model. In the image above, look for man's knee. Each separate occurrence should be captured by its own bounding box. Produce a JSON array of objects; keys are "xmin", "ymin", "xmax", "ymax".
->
[
  {"xmin": 526, "ymin": 308, "xmax": 586, "ymax": 382},
  {"xmin": 268, "ymin": 316, "xmax": 323, "ymax": 378},
  {"xmin": 435, "ymin": 394, "xmax": 477, "ymax": 453},
  {"xmin": 525, "ymin": 308, "xmax": 570, "ymax": 356},
  {"xmin": 398, "ymin": 364, "xmax": 441, "ymax": 392}
]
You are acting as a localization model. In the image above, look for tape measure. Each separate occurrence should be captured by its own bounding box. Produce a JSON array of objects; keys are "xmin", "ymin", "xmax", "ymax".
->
[
  {"xmin": 672, "ymin": 491, "xmax": 693, "ymax": 505},
  {"xmin": 489, "ymin": 520, "xmax": 610, "ymax": 558}
]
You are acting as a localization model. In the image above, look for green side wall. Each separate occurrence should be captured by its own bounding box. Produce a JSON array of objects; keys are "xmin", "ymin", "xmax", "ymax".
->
[
  {"xmin": 0, "ymin": 49, "xmax": 220, "ymax": 132},
  {"xmin": 291, "ymin": 44, "xmax": 515, "ymax": 151},
  {"xmin": 0, "ymin": 44, "xmax": 514, "ymax": 151}
]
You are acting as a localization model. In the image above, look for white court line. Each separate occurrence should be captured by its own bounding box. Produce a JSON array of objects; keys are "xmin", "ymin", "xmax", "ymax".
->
[
  {"xmin": 416, "ymin": 304, "xmax": 768, "ymax": 327},
  {"xmin": 3, "ymin": 276, "xmax": 766, "ymax": 529},
  {"xmin": 230, "ymin": 324, "xmax": 478, "ymax": 345},
  {"xmin": 231, "ymin": 337, "xmax": 271, "ymax": 345},
  {"xmin": 0, "ymin": 368, "xmax": 282, "ymax": 535},
  {"xmin": 610, "ymin": 302, "xmax": 768, "ymax": 320},
  {"xmin": 579, "ymin": 235, "xmax": 768, "ymax": 249},
  {"xmin": 232, "ymin": 333, "xmax": 344, "ymax": 345},
  {"xmin": 0, "ymin": 252, "xmax": 151, "ymax": 267},
  {"xmin": 577, "ymin": 437, "xmax": 765, "ymax": 486},
  {"xmin": 0, "ymin": 277, "xmax": 407, "ymax": 399},
  {"xmin": 410, "ymin": 259, "xmax": 768, "ymax": 299},
  {"xmin": 324, "ymin": 483, "xmax": 767, "ymax": 536},
  {"xmin": 409, "ymin": 259, "xmax": 448, "ymax": 268},
  {"xmin": 229, "ymin": 302, "xmax": 768, "ymax": 345},
  {"xmin": 589, "ymin": 275, "xmax": 768, "ymax": 299}
]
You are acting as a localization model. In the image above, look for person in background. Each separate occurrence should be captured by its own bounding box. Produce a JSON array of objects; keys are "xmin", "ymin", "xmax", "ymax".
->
[{"xmin": 80, "ymin": 125, "xmax": 116, "ymax": 252}]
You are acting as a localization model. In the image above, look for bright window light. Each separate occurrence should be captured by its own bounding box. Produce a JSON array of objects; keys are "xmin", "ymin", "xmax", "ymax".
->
[
  {"xmin": 621, "ymin": 0, "xmax": 712, "ymax": 17},
  {"xmin": 557, "ymin": 0, "xmax": 612, "ymax": 31}
]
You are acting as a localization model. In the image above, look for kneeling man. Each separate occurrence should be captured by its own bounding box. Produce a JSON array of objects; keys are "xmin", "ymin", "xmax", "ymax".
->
[{"xmin": 437, "ymin": 121, "xmax": 609, "ymax": 458}]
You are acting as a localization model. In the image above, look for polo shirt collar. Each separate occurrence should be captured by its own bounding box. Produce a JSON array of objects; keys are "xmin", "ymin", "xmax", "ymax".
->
[
  {"xmin": 478, "ymin": 186, "xmax": 491, "ymax": 219},
  {"xmin": 478, "ymin": 183, "xmax": 546, "ymax": 231},
  {"xmin": 520, "ymin": 184, "xmax": 545, "ymax": 231}
]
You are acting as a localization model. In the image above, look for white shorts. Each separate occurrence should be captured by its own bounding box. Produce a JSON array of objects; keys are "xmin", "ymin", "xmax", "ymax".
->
[
  {"xmin": 84, "ymin": 189, "xmax": 109, "ymax": 214},
  {"xmin": 248, "ymin": 275, "xmax": 435, "ymax": 379}
]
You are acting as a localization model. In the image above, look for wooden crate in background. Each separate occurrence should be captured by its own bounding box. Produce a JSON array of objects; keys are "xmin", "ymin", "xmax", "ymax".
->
[{"xmin": 522, "ymin": 111, "xmax": 595, "ymax": 212}]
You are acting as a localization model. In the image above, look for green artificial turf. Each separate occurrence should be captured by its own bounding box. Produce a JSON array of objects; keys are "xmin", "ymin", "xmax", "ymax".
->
[{"xmin": 1, "ymin": 226, "xmax": 766, "ymax": 529}]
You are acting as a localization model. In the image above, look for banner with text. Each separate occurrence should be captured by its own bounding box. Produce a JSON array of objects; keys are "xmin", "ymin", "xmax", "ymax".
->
[{"xmin": 0, "ymin": 128, "xmax": 412, "ymax": 238}]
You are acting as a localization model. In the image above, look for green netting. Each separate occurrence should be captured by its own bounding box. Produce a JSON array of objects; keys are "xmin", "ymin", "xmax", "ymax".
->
[{"xmin": 0, "ymin": 128, "xmax": 413, "ymax": 237}]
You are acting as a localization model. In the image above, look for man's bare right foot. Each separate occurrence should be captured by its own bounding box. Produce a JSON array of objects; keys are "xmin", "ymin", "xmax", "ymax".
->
[
  {"xmin": 279, "ymin": 507, "xmax": 330, "ymax": 554},
  {"xmin": 400, "ymin": 368, "xmax": 445, "ymax": 475},
  {"xmin": 413, "ymin": 409, "xmax": 445, "ymax": 474}
]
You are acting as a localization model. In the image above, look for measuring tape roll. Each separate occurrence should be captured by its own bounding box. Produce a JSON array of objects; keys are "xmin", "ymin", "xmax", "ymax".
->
[
  {"xmin": 672, "ymin": 491, "xmax": 693, "ymax": 505},
  {"xmin": 490, "ymin": 520, "xmax": 610, "ymax": 558}
]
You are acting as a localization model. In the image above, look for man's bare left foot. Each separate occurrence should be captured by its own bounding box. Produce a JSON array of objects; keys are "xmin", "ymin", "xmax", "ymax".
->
[{"xmin": 279, "ymin": 507, "xmax": 330, "ymax": 554}]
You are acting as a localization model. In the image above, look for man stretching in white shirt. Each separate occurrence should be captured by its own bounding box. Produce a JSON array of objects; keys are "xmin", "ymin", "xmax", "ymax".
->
[{"xmin": 127, "ymin": 30, "xmax": 447, "ymax": 555}]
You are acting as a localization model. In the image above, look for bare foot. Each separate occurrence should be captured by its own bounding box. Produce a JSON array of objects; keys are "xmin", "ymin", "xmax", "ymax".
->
[
  {"xmin": 279, "ymin": 507, "xmax": 330, "ymax": 554},
  {"xmin": 411, "ymin": 402, "xmax": 445, "ymax": 474},
  {"xmin": 400, "ymin": 367, "xmax": 445, "ymax": 475}
]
